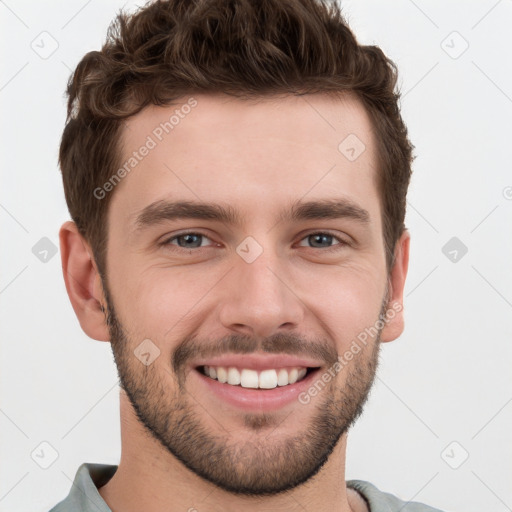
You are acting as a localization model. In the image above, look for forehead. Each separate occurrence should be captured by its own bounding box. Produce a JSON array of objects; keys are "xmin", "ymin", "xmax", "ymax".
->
[{"xmin": 111, "ymin": 92, "xmax": 380, "ymax": 227}]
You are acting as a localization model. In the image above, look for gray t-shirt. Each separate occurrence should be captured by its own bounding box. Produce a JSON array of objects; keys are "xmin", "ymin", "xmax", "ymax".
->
[{"xmin": 48, "ymin": 463, "xmax": 446, "ymax": 512}]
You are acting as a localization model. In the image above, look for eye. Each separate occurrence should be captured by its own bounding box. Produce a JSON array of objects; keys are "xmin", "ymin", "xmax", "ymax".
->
[
  {"xmin": 162, "ymin": 232, "xmax": 216, "ymax": 249},
  {"xmin": 297, "ymin": 232, "xmax": 347, "ymax": 250},
  {"xmin": 159, "ymin": 230, "xmax": 348, "ymax": 253}
]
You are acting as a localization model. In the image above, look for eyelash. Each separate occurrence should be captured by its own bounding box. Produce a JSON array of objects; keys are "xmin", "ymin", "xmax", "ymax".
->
[{"xmin": 160, "ymin": 230, "xmax": 349, "ymax": 253}]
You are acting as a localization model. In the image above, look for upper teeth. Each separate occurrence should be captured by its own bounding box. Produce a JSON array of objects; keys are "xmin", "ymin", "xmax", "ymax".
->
[{"xmin": 203, "ymin": 366, "xmax": 308, "ymax": 389}]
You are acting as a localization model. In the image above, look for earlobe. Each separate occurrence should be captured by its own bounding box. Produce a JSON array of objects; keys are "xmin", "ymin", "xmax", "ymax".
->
[
  {"xmin": 59, "ymin": 221, "xmax": 110, "ymax": 342},
  {"xmin": 380, "ymin": 230, "xmax": 410, "ymax": 343}
]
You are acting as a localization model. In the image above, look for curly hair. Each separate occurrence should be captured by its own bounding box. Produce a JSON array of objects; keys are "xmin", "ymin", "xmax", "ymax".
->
[{"xmin": 59, "ymin": 0, "xmax": 414, "ymax": 276}]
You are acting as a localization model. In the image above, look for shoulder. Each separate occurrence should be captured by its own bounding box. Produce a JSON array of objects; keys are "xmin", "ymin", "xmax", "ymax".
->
[
  {"xmin": 47, "ymin": 463, "xmax": 117, "ymax": 512},
  {"xmin": 347, "ymin": 480, "xmax": 448, "ymax": 512}
]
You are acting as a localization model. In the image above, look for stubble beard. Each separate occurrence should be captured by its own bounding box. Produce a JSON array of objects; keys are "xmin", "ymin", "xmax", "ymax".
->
[{"xmin": 103, "ymin": 283, "xmax": 383, "ymax": 496}]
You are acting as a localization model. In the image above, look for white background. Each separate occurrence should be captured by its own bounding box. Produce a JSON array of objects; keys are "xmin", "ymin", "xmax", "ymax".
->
[{"xmin": 1, "ymin": 1, "xmax": 511, "ymax": 511}]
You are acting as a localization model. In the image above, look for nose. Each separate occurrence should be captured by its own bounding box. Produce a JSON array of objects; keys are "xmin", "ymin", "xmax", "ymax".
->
[{"xmin": 218, "ymin": 252, "xmax": 305, "ymax": 338}]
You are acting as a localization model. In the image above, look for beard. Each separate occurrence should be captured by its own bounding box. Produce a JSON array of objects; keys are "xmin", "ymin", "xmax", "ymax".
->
[{"xmin": 103, "ymin": 282, "xmax": 384, "ymax": 496}]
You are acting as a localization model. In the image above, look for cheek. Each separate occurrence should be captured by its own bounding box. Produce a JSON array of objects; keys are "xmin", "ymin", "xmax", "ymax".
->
[
  {"xmin": 302, "ymin": 264, "xmax": 385, "ymax": 347},
  {"xmin": 115, "ymin": 264, "xmax": 220, "ymax": 340},
  {"xmin": 108, "ymin": 244, "xmax": 386, "ymax": 349}
]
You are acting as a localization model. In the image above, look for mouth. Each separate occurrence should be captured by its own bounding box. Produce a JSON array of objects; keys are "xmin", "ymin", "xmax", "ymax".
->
[
  {"xmin": 198, "ymin": 364, "xmax": 317, "ymax": 389},
  {"xmin": 193, "ymin": 363, "xmax": 323, "ymax": 412}
]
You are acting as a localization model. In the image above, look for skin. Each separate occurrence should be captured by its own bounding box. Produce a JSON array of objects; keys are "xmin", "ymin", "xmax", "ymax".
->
[{"xmin": 60, "ymin": 92, "xmax": 409, "ymax": 512}]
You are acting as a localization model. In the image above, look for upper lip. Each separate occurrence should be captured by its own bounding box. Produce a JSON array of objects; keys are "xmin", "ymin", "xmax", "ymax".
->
[{"xmin": 192, "ymin": 353, "xmax": 324, "ymax": 372}]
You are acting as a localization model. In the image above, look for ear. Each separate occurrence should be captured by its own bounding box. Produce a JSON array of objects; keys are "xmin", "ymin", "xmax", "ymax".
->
[
  {"xmin": 380, "ymin": 229, "xmax": 410, "ymax": 343},
  {"xmin": 59, "ymin": 221, "xmax": 110, "ymax": 342}
]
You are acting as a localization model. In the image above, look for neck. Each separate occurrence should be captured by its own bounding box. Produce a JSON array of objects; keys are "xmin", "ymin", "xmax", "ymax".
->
[{"xmin": 98, "ymin": 391, "xmax": 360, "ymax": 512}]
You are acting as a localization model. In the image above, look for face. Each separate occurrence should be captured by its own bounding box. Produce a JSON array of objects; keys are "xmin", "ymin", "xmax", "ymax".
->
[{"xmin": 102, "ymin": 93, "xmax": 392, "ymax": 495}]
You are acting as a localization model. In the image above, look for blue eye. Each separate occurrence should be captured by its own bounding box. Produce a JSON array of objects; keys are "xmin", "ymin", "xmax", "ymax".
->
[
  {"xmin": 160, "ymin": 231, "xmax": 348, "ymax": 253},
  {"xmin": 164, "ymin": 232, "xmax": 215, "ymax": 249},
  {"xmin": 298, "ymin": 232, "xmax": 345, "ymax": 249}
]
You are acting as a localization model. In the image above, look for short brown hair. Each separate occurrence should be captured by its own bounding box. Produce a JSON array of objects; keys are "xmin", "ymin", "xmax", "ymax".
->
[{"xmin": 59, "ymin": 0, "xmax": 414, "ymax": 276}]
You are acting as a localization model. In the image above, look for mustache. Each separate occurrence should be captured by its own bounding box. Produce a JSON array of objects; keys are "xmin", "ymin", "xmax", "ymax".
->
[{"xmin": 172, "ymin": 332, "xmax": 339, "ymax": 374}]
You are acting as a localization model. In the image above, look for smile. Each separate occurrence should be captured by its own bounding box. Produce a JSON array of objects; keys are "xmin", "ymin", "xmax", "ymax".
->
[
  {"xmin": 194, "ymin": 364, "xmax": 323, "ymax": 412},
  {"xmin": 200, "ymin": 365, "xmax": 313, "ymax": 389}
]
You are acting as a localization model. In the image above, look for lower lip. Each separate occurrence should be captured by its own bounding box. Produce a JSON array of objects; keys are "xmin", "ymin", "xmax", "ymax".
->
[{"xmin": 194, "ymin": 368, "xmax": 321, "ymax": 412}]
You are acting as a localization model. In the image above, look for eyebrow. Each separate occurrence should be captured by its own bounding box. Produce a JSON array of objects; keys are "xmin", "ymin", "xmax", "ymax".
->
[
  {"xmin": 133, "ymin": 198, "xmax": 370, "ymax": 232},
  {"xmin": 287, "ymin": 198, "xmax": 370, "ymax": 224}
]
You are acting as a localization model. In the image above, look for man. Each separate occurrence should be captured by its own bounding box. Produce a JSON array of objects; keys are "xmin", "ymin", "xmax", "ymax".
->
[{"xmin": 50, "ymin": 0, "xmax": 445, "ymax": 510}]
